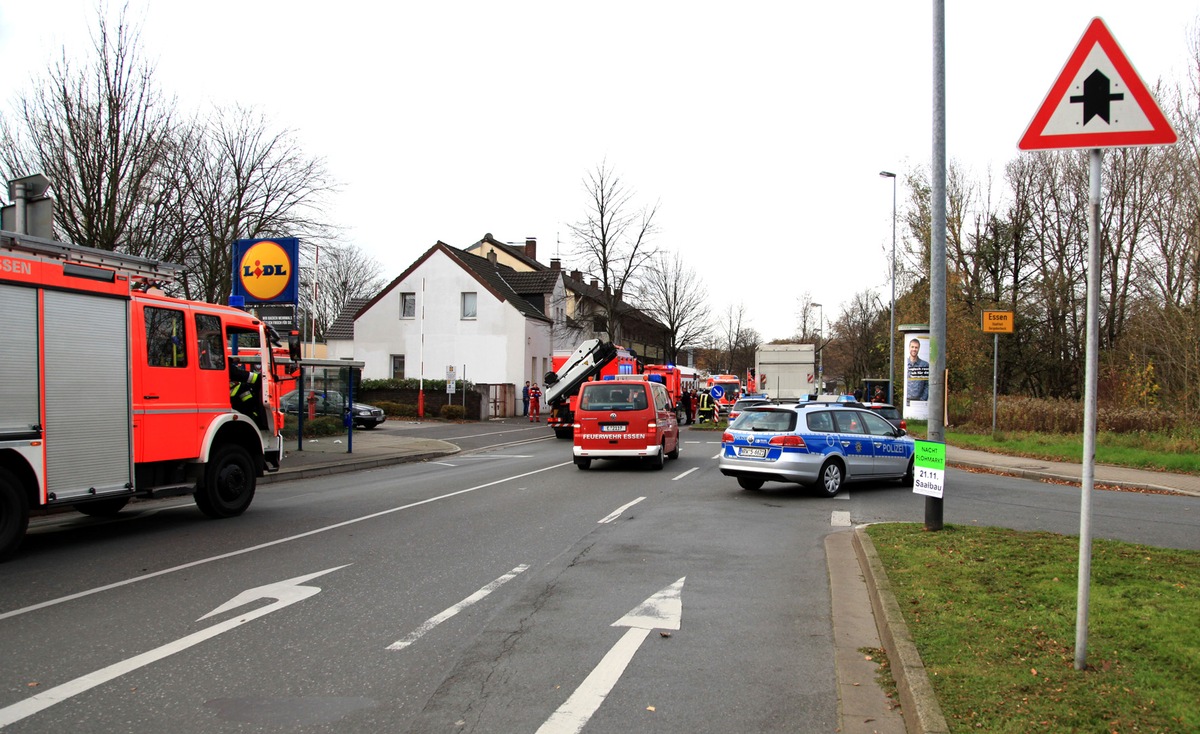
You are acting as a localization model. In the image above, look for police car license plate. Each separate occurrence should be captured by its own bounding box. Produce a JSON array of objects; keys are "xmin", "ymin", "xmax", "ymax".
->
[
  {"xmin": 739, "ymin": 447, "xmax": 768, "ymax": 458},
  {"xmin": 601, "ymin": 424, "xmax": 626, "ymax": 432}
]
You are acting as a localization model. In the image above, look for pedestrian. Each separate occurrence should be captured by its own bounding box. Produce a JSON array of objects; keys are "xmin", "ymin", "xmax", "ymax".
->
[
  {"xmin": 228, "ymin": 359, "xmax": 266, "ymax": 428},
  {"xmin": 872, "ymin": 386, "xmax": 885, "ymax": 403},
  {"xmin": 522, "ymin": 380, "xmax": 530, "ymax": 417},
  {"xmin": 529, "ymin": 382, "xmax": 542, "ymax": 422},
  {"xmin": 680, "ymin": 390, "xmax": 693, "ymax": 425}
]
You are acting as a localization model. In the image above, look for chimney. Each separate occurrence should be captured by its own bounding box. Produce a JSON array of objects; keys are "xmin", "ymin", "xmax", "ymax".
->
[
  {"xmin": 591, "ymin": 278, "xmax": 599, "ymax": 289},
  {"xmin": 570, "ymin": 269, "xmax": 582, "ymax": 281},
  {"xmin": 525, "ymin": 237, "xmax": 537, "ymax": 261},
  {"xmin": 487, "ymin": 250, "xmax": 497, "ymax": 266},
  {"xmin": 550, "ymin": 258, "xmax": 561, "ymax": 270}
]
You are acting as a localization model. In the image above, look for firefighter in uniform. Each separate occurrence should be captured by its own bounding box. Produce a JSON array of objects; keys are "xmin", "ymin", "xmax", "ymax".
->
[
  {"xmin": 698, "ymin": 390, "xmax": 715, "ymax": 424},
  {"xmin": 229, "ymin": 360, "xmax": 266, "ymax": 428}
]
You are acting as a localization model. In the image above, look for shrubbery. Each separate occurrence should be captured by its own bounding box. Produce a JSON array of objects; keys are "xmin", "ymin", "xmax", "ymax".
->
[
  {"xmin": 282, "ymin": 415, "xmax": 344, "ymax": 438},
  {"xmin": 440, "ymin": 404, "xmax": 465, "ymax": 420},
  {"xmin": 949, "ymin": 394, "xmax": 1180, "ymax": 434}
]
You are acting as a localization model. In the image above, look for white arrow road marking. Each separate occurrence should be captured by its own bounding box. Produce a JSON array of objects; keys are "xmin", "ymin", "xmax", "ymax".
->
[
  {"xmin": 536, "ymin": 577, "xmax": 685, "ymax": 734},
  {"xmin": 597, "ymin": 497, "xmax": 645, "ymax": 524},
  {"xmin": 671, "ymin": 467, "xmax": 698, "ymax": 481},
  {"xmin": 387, "ymin": 564, "xmax": 529, "ymax": 651},
  {"xmin": 0, "ymin": 565, "xmax": 348, "ymax": 729}
]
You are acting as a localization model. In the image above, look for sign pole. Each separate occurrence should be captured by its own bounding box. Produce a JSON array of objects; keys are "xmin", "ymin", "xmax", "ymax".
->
[
  {"xmin": 1075, "ymin": 148, "xmax": 1103, "ymax": 670},
  {"xmin": 992, "ymin": 332, "xmax": 999, "ymax": 435}
]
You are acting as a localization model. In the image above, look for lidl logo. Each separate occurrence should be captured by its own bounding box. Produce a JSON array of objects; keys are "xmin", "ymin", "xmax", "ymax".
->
[{"xmin": 238, "ymin": 240, "xmax": 292, "ymax": 301}]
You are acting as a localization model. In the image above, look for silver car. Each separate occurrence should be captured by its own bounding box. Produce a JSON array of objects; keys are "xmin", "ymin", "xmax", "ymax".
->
[{"xmin": 718, "ymin": 404, "xmax": 914, "ymax": 496}]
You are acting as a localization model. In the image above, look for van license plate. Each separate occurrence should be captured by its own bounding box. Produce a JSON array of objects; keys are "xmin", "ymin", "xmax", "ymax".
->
[
  {"xmin": 601, "ymin": 424, "xmax": 626, "ymax": 432},
  {"xmin": 739, "ymin": 447, "xmax": 768, "ymax": 458}
]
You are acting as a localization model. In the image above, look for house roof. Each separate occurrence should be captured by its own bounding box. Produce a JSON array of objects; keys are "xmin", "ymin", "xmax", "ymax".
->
[
  {"xmin": 326, "ymin": 297, "xmax": 371, "ymax": 341},
  {"xmin": 354, "ymin": 241, "xmax": 553, "ymax": 329},
  {"xmin": 464, "ymin": 233, "xmax": 543, "ymax": 271}
]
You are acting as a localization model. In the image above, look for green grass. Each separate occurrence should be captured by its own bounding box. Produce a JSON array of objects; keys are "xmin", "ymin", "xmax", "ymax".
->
[
  {"xmin": 866, "ymin": 524, "xmax": 1200, "ymax": 733},
  {"xmin": 906, "ymin": 422, "xmax": 1200, "ymax": 475}
]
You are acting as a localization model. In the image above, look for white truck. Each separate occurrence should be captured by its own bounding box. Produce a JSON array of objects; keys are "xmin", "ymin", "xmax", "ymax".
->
[{"xmin": 754, "ymin": 344, "xmax": 817, "ymax": 401}]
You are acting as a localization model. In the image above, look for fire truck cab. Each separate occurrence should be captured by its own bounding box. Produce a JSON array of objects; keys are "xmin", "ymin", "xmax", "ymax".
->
[{"xmin": 0, "ymin": 230, "xmax": 290, "ymax": 560}]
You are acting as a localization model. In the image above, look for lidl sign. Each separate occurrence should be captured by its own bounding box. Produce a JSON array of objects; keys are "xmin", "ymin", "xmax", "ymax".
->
[{"xmin": 232, "ymin": 238, "xmax": 299, "ymax": 305}]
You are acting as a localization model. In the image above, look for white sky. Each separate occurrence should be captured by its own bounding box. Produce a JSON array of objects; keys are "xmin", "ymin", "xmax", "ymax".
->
[{"xmin": 2, "ymin": 1, "xmax": 1196, "ymax": 342}]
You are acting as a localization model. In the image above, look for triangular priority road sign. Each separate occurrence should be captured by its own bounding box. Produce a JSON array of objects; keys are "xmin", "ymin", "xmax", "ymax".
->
[{"xmin": 1019, "ymin": 17, "xmax": 1176, "ymax": 151}]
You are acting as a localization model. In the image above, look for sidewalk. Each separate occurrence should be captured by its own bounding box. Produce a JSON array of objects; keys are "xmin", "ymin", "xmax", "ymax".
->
[{"xmin": 261, "ymin": 424, "xmax": 1200, "ymax": 733}]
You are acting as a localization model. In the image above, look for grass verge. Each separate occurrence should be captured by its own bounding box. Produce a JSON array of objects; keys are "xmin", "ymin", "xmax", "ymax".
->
[{"xmin": 866, "ymin": 523, "xmax": 1200, "ymax": 732}]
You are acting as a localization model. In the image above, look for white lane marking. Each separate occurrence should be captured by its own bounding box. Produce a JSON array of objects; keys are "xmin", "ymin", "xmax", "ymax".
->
[
  {"xmin": 598, "ymin": 497, "xmax": 645, "ymax": 524},
  {"xmin": 672, "ymin": 467, "xmax": 698, "ymax": 481},
  {"xmin": 0, "ymin": 566, "xmax": 347, "ymax": 728},
  {"xmin": 0, "ymin": 463, "xmax": 572, "ymax": 622},
  {"xmin": 536, "ymin": 578, "xmax": 685, "ymax": 734},
  {"xmin": 387, "ymin": 564, "xmax": 529, "ymax": 651},
  {"xmin": 711, "ymin": 452, "xmax": 721, "ymax": 460},
  {"xmin": 440, "ymin": 427, "xmax": 549, "ymax": 440},
  {"xmin": 456, "ymin": 454, "xmax": 533, "ymax": 459},
  {"xmin": 831, "ymin": 511, "xmax": 852, "ymax": 526},
  {"xmin": 432, "ymin": 462, "xmax": 457, "ymax": 466}
]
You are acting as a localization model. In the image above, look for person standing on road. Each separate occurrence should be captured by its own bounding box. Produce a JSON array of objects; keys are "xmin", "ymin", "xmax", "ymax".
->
[
  {"xmin": 522, "ymin": 380, "xmax": 530, "ymax": 417},
  {"xmin": 528, "ymin": 382, "xmax": 542, "ymax": 422}
]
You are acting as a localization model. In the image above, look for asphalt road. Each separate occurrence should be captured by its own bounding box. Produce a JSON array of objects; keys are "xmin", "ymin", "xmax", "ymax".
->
[{"xmin": 2, "ymin": 424, "xmax": 1197, "ymax": 732}]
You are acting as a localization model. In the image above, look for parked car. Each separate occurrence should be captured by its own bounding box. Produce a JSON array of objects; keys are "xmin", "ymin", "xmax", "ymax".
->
[
  {"xmin": 862, "ymin": 401, "xmax": 906, "ymax": 430},
  {"xmin": 727, "ymin": 395, "xmax": 773, "ymax": 424},
  {"xmin": 573, "ymin": 379, "xmax": 680, "ymax": 470},
  {"xmin": 279, "ymin": 390, "xmax": 387, "ymax": 429},
  {"xmin": 718, "ymin": 403, "xmax": 914, "ymax": 496}
]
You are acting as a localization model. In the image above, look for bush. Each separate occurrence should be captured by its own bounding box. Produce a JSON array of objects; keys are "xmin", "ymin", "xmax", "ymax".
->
[
  {"xmin": 948, "ymin": 393, "xmax": 1180, "ymax": 434},
  {"xmin": 373, "ymin": 401, "xmax": 407, "ymax": 416},
  {"xmin": 440, "ymin": 404, "xmax": 466, "ymax": 420},
  {"xmin": 282, "ymin": 414, "xmax": 344, "ymax": 438}
]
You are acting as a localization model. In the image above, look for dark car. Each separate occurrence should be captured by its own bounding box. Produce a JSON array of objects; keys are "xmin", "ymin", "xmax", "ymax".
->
[
  {"xmin": 862, "ymin": 402, "xmax": 905, "ymax": 430},
  {"xmin": 280, "ymin": 390, "xmax": 386, "ymax": 429},
  {"xmin": 727, "ymin": 396, "xmax": 772, "ymax": 424}
]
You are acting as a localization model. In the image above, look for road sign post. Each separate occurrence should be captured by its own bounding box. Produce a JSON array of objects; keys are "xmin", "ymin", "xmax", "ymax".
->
[
  {"xmin": 982, "ymin": 311, "xmax": 1014, "ymax": 434},
  {"xmin": 1019, "ymin": 16, "xmax": 1176, "ymax": 672}
]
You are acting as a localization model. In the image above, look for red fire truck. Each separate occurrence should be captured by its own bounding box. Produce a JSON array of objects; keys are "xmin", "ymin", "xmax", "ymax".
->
[
  {"xmin": 0, "ymin": 230, "xmax": 293, "ymax": 560},
  {"xmin": 642, "ymin": 364, "xmax": 701, "ymax": 422},
  {"xmin": 544, "ymin": 339, "xmax": 640, "ymax": 439},
  {"xmin": 705, "ymin": 373, "xmax": 744, "ymax": 415}
]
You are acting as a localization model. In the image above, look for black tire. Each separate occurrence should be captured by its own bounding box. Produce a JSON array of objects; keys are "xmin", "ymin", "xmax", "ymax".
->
[
  {"xmin": 357, "ymin": 422, "xmax": 379, "ymax": 430},
  {"xmin": 554, "ymin": 428, "xmax": 572, "ymax": 440},
  {"xmin": 901, "ymin": 458, "xmax": 914, "ymax": 486},
  {"xmin": 648, "ymin": 445, "xmax": 665, "ymax": 471},
  {"xmin": 0, "ymin": 468, "xmax": 30, "ymax": 562},
  {"xmin": 737, "ymin": 476, "xmax": 764, "ymax": 491},
  {"xmin": 814, "ymin": 459, "xmax": 845, "ymax": 498},
  {"xmin": 195, "ymin": 444, "xmax": 256, "ymax": 518},
  {"xmin": 667, "ymin": 438, "xmax": 680, "ymax": 460},
  {"xmin": 575, "ymin": 457, "xmax": 591, "ymax": 470},
  {"xmin": 73, "ymin": 496, "xmax": 131, "ymax": 517}
]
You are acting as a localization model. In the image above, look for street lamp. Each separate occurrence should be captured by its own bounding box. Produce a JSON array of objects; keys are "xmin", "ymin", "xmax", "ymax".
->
[
  {"xmin": 813, "ymin": 302, "xmax": 823, "ymax": 395},
  {"xmin": 880, "ymin": 171, "xmax": 897, "ymax": 404}
]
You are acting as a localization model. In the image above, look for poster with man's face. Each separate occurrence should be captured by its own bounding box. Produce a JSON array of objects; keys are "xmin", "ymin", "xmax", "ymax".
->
[{"xmin": 903, "ymin": 333, "xmax": 930, "ymax": 420}]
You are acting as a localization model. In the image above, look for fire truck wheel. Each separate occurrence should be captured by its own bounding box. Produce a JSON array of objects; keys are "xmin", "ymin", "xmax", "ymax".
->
[
  {"xmin": 73, "ymin": 497, "xmax": 131, "ymax": 517},
  {"xmin": 647, "ymin": 446, "xmax": 665, "ymax": 471},
  {"xmin": 667, "ymin": 439, "xmax": 680, "ymax": 460},
  {"xmin": 574, "ymin": 457, "xmax": 591, "ymax": 470},
  {"xmin": 196, "ymin": 445, "xmax": 256, "ymax": 518},
  {"xmin": 1, "ymin": 468, "xmax": 30, "ymax": 561}
]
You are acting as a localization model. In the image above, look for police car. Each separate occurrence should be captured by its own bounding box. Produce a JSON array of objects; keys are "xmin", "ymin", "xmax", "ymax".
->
[{"xmin": 718, "ymin": 403, "xmax": 914, "ymax": 496}]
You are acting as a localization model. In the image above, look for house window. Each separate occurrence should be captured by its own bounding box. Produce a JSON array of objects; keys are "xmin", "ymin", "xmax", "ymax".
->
[
  {"xmin": 400, "ymin": 293, "xmax": 416, "ymax": 319},
  {"xmin": 461, "ymin": 292, "xmax": 477, "ymax": 319},
  {"xmin": 391, "ymin": 354, "xmax": 405, "ymax": 379}
]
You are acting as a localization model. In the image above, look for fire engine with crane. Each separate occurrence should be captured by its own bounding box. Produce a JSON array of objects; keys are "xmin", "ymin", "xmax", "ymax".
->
[
  {"xmin": 0, "ymin": 229, "xmax": 297, "ymax": 560},
  {"xmin": 543, "ymin": 338, "xmax": 639, "ymax": 439}
]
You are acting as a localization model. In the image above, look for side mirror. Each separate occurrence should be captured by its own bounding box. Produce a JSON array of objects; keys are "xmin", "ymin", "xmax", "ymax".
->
[{"xmin": 288, "ymin": 330, "xmax": 302, "ymax": 362}]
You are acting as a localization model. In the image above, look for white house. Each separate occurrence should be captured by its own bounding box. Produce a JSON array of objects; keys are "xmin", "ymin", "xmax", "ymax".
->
[{"xmin": 326, "ymin": 239, "xmax": 558, "ymax": 387}]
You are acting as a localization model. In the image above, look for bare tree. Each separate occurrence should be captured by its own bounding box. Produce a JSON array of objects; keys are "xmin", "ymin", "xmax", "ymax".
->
[
  {"xmin": 0, "ymin": 5, "xmax": 174, "ymax": 250},
  {"xmin": 637, "ymin": 251, "xmax": 711, "ymax": 363},
  {"xmin": 568, "ymin": 161, "xmax": 660, "ymax": 343},
  {"xmin": 298, "ymin": 242, "xmax": 385, "ymax": 341}
]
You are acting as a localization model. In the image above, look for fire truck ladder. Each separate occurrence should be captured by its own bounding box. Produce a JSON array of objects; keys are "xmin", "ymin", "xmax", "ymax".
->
[{"xmin": 1, "ymin": 229, "xmax": 182, "ymax": 282}]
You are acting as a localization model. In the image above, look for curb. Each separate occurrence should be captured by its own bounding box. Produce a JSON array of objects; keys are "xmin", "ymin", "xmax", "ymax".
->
[
  {"xmin": 852, "ymin": 526, "xmax": 950, "ymax": 734},
  {"xmin": 260, "ymin": 449, "xmax": 459, "ymax": 485},
  {"xmin": 948, "ymin": 460, "xmax": 1198, "ymax": 496}
]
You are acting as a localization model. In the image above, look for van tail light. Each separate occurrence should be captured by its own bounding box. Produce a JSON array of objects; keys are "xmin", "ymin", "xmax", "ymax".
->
[
  {"xmin": 647, "ymin": 422, "xmax": 658, "ymax": 435},
  {"xmin": 768, "ymin": 435, "xmax": 806, "ymax": 448},
  {"xmin": 721, "ymin": 431, "xmax": 733, "ymax": 442}
]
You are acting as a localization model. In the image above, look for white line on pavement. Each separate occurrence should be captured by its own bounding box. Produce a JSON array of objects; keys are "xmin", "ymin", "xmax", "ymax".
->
[
  {"xmin": 387, "ymin": 564, "xmax": 530, "ymax": 651},
  {"xmin": 672, "ymin": 467, "xmax": 699, "ymax": 481},
  {"xmin": 598, "ymin": 497, "xmax": 645, "ymax": 524}
]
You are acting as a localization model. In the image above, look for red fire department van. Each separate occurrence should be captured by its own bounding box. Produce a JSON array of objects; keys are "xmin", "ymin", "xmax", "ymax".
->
[
  {"xmin": 572, "ymin": 378, "xmax": 680, "ymax": 470},
  {"xmin": 0, "ymin": 230, "xmax": 291, "ymax": 560}
]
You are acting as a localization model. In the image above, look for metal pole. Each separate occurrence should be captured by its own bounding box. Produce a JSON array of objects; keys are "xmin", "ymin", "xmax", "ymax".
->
[
  {"xmin": 1076, "ymin": 148, "xmax": 1103, "ymax": 670},
  {"xmin": 926, "ymin": 0, "xmax": 947, "ymax": 531},
  {"xmin": 992, "ymin": 332, "xmax": 999, "ymax": 435}
]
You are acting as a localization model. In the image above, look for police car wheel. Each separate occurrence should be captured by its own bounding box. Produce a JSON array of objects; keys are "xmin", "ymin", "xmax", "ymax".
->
[
  {"xmin": 737, "ymin": 476, "xmax": 764, "ymax": 491},
  {"xmin": 196, "ymin": 444, "xmax": 256, "ymax": 518},
  {"xmin": 816, "ymin": 460, "xmax": 844, "ymax": 497},
  {"xmin": 901, "ymin": 458, "xmax": 915, "ymax": 486},
  {"xmin": 0, "ymin": 468, "xmax": 30, "ymax": 561}
]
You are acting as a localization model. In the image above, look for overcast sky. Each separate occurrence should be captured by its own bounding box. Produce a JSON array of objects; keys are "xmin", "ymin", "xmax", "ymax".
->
[{"xmin": 3, "ymin": 1, "xmax": 1196, "ymax": 342}]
